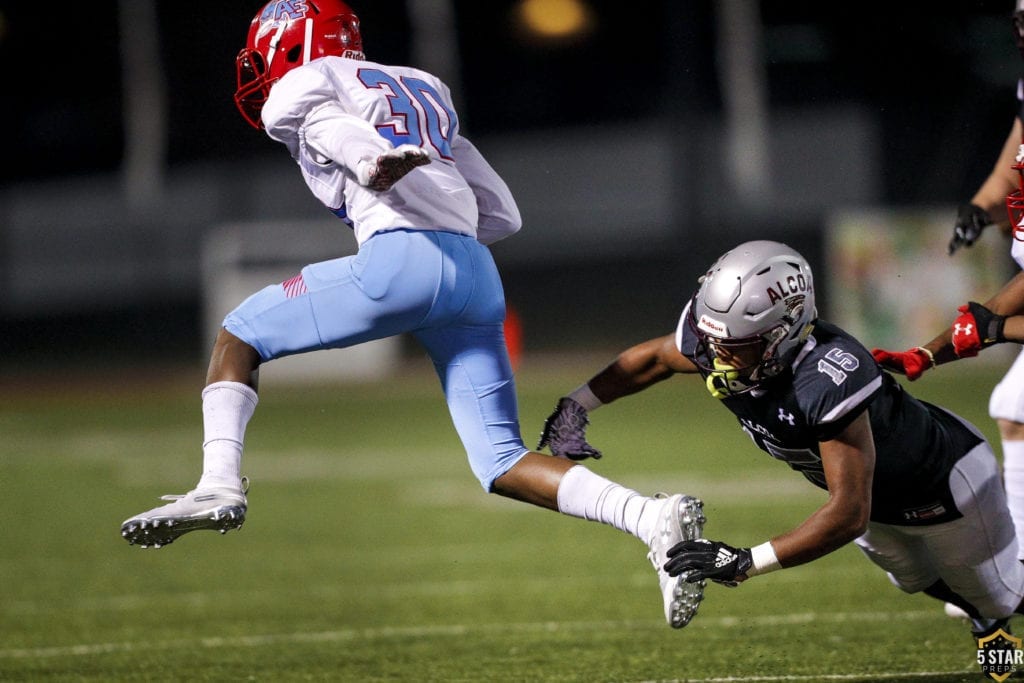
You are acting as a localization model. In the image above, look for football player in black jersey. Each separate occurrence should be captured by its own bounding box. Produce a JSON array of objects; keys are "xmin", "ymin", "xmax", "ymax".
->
[{"xmin": 539, "ymin": 240, "xmax": 1024, "ymax": 638}]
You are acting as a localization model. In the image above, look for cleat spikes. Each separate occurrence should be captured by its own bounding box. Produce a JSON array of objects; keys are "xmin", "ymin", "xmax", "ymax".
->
[
  {"xmin": 120, "ymin": 482, "xmax": 249, "ymax": 548},
  {"xmin": 647, "ymin": 493, "xmax": 707, "ymax": 629}
]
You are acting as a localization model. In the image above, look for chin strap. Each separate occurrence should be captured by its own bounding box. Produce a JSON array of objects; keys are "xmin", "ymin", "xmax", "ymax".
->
[{"xmin": 706, "ymin": 359, "xmax": 753, "ymax": 399}]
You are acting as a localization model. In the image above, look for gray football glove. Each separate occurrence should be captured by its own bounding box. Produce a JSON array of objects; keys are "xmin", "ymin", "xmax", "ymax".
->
[
  {"xmin": 537, "ymin": 397, "xmax": 602, "ymax": 460},
  {"xmin": 948, "ymin": 203, "xmax": 992, "ymax": 255}
]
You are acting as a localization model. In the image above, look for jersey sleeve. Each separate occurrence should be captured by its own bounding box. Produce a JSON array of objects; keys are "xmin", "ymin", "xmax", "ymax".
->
[
  {"xmin": 793, "ymin": 336, "xmax": 882, "ymax": 442},
  {"xmin": 451, "ymin": 135, "xmax": 521, "ymax": 245},
  {"xmin": 263, "ymin": 66, "xmax": 392, "ymax": 171},
  {"xmin": 261, "ymin": 66, "xmax": 336, "ymax": 153},
  {"xmin": 674, "ymin": 300, "xmax": 698, "ymax": 359}
]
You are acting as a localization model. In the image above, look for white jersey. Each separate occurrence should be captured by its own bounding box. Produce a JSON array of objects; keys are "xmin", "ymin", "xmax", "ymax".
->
[{"xmin": 261, "ymin": 56, "xmax": 521, "ymax": 247}]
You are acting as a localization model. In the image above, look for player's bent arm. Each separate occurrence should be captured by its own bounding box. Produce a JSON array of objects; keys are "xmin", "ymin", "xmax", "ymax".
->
[
  {"xmin": 918, "ymin": 328, "xmax": 956, "ymax": 367},
  {"xmin": 972, "ymin": 117, "xmax": 1022, "ymax": 234},
  {"xmin": 767, "ymin": 412, "xmax": 875, "ymax": 570},
  {"xmin": 451, "ymin": 136, "xmax": 521, "ymax": 245},
  {"xmin": 984, "ymin": 270, "xmax": 1024, "ymax": 319},
  {"xmin": 914, "ymin": 270, "xmax": 1024, "ymax": 364},
  {"xmin": 1006, "ymin": 315, "xmax": 1024, "ymax": 343},
  {"xmin": 587, "ymin": 334, "xmax": 699, "ymax": 404},
  {"xmin": 914, "ymin": 275, "xmax": 1024, "ymax": 364},
  {"xmin": 300, "ymin": 102, "xmax": 393, "ymax": 170}
]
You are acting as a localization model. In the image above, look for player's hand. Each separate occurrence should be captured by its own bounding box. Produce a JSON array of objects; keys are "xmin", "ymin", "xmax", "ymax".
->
[
  {"xmin": 665, "ymin": 538, "xmax": 752, "ymax": 587},
  {"xmin": 871, "ymin": 347, "xmax": 933, "ymax": 381},
  {"xmin": 358, "ymin": 144, "xmax": 431, "ymax": 191},
  {"xmin": 537, "ymin": 397, "xmax": 602, "ymax": 460},
  {"xmin": 948, "ymin": 203, "xmax": 992, "ymax": 255},
  {"xmin": 952, "ymin": 302, "xmax": 1007, "ymax": 358}
]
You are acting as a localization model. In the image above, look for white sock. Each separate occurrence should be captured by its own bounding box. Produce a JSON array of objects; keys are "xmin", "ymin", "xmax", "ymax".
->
[
  {"xmin": 197, "ymin": 381, "xmax": 259, "ymax": 490},
  {"xmin": 555, "ymin": 465, "xmax": 662, "ymax": 543},
  {"xmin": 1002, "ymin": 440, "xmax": 1024, "ymax": 560}
]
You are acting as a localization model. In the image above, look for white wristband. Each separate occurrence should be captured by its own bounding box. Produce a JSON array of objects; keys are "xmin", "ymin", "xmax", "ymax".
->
[
  {"xmin": 746, "ymin": 541, "xmax": 782, "ymax": 577},
  {"xmin": 568, "ymin": 383, "xmax": 603, "ymax": 412}
]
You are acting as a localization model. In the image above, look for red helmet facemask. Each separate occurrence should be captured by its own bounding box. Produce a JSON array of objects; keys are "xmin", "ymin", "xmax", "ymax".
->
[
  {"xmin": 1006, "ymin": 142, "xmax": 1024, "ymax": 242},
  {"xmin": 1007, "ymin": 6, "xmax": 1024, "ymax": 241},
  {"xmin": 234, "ymin": 0, "xmax": 365, "ymax": 129}
]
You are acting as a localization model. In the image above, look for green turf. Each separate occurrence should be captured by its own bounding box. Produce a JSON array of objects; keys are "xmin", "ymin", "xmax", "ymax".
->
[{"xmin": 0, "ymin": 354, "xmax": 1013, "ymax": 681}]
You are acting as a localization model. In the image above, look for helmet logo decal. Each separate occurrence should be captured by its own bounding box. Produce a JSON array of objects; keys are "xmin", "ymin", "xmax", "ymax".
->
[
  {"xmin": 698, "ymin": 314, "xmax": 728, "ymax": 337},
  {"xmin": 766, "ymin": 274, "xmax": 811, "ymax": 305},
  {"xmin": 255, "ymin": 1, "xmax": 310, "ymax": 41}
]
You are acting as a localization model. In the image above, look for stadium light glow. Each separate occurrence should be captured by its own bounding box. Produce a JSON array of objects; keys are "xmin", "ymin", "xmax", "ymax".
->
[{"xmin": 515, "ymin": 0, "xmax": 595, "ymax": 42}]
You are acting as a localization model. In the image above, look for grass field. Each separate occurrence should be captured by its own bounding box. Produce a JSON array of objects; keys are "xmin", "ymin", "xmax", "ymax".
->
[{"xmin": 0, "ymin": 352, "xmax": 1016, "ymax": 682}]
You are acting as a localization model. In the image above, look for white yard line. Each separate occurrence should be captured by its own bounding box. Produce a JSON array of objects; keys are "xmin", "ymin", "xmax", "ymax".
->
[{"xmin": 0, "ymin": 609, "xmax": 950, "ymax": 660}]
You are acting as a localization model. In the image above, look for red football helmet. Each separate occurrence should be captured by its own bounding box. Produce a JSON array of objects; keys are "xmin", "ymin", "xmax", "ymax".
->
[{"xmin": 234, "ymin": 0, "xmax": 365, "ymax": 129}]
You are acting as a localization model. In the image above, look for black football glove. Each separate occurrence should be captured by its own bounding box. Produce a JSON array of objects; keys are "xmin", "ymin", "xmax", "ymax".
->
[
  {"xmin": 537, "ymin": 397, "xmax": 602, "ymax": 460},
  {"xmin": 948, "ymin": 203, "xmax": 992, "ymax": 255},
  {"xmin": 665, "ymin": 538, "xmax": 753, "ymax": 587}
]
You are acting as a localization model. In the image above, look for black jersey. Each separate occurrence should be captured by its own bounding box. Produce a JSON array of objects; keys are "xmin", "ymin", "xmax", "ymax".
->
[{"xmin": 677, "ymin": 318, "xmax": 983, "ymax": 526}]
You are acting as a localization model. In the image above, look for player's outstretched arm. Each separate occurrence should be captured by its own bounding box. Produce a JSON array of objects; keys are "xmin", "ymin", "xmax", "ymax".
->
[
  {"xmin": 667, "ymin": 412, "xmax": 876, "ymax": 587},
  {"xmin": 871, "ymin": 345, "xmax": 939, "ymax": 380},
  {"xmin": 539, "ymin": 334, "xmax": 698, "ymax": 459},
  {"xmin": 949, "ymin": 116, "xmax": 1022, "ymax": 254}
]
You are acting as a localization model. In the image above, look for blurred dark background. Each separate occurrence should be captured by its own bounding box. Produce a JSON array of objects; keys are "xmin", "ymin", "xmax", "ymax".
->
[{"xmin": 0, "ymin": 0, "xmax": 1019, "ymax": 371}]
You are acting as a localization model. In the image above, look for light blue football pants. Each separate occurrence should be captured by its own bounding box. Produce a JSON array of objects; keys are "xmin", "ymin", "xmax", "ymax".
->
[{"xmin": 222, "ymin": 228, "xmax": 530, "ymax": 490}]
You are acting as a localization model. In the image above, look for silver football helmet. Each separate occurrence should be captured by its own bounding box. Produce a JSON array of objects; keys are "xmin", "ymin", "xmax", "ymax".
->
[{"xmin": 686, "ymin": 240, "xmax": 817, "ymax": 397}]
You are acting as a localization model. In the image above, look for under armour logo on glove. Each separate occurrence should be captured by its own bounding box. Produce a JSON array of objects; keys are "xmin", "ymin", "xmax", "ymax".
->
[
  {"xmin": 952, "ymin": 302, "xmax": 1006, "ymax": 358},
  {"xmin": 664, "ymin": 538, "xmax": 753, "ymax": 587},
  {"xmin": 953, "ymin": 322, "xmax": 974, "ymax": 337}
]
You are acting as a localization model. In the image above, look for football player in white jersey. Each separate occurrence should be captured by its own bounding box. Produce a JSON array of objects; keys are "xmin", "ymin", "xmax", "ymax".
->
[
  {"xmin": 119, "ymin": 0, "xmax": 706, "ymax": 630},
  {"xmin": 874, "ymin": 4, "xmax": 1024, "ymax": 620},
  {"xmin": 542, "ymin": 240, "xmax": 1024, "ymax": 639}
]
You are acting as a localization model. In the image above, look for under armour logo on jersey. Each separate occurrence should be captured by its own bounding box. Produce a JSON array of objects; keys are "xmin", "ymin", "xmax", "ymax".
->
[
  {"xmin": 714, "ymin": 547, "xmax": 737, "ymax": 568},
  {"xmin": 954, "ymin": 322, "xmax": 974, "ymax": 337},
  {"xmin": 777, "ymin": 409, "xmax": 795, "ymax": 425}
]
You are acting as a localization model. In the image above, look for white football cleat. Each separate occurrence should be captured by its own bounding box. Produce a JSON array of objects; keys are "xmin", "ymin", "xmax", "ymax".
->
[
  {"xmin": 647, "ymin": 493, "xmax": 707, "ymax": 628},
  {"xmin": 120, "ymin": 478, "xmax": 249, "ymax": 549},
  {"xmin": 358, "ymin": 144, "xmax": 431, "ymax": 191}
]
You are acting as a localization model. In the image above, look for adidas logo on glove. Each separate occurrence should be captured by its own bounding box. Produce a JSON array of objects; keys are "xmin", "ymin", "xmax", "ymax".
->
[{"xmin": 714, "ymin": 547, "xmax": 737, "ymax": 568}]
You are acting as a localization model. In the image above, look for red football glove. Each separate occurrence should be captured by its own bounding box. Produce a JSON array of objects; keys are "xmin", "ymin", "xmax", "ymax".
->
[
  {"xmin": 952, "ymin": 302, "xmax": 1007, "ymax": 358},
  {"xmin": 871, "ymin": 347, "xmax": 934, "ymax": 381}
]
